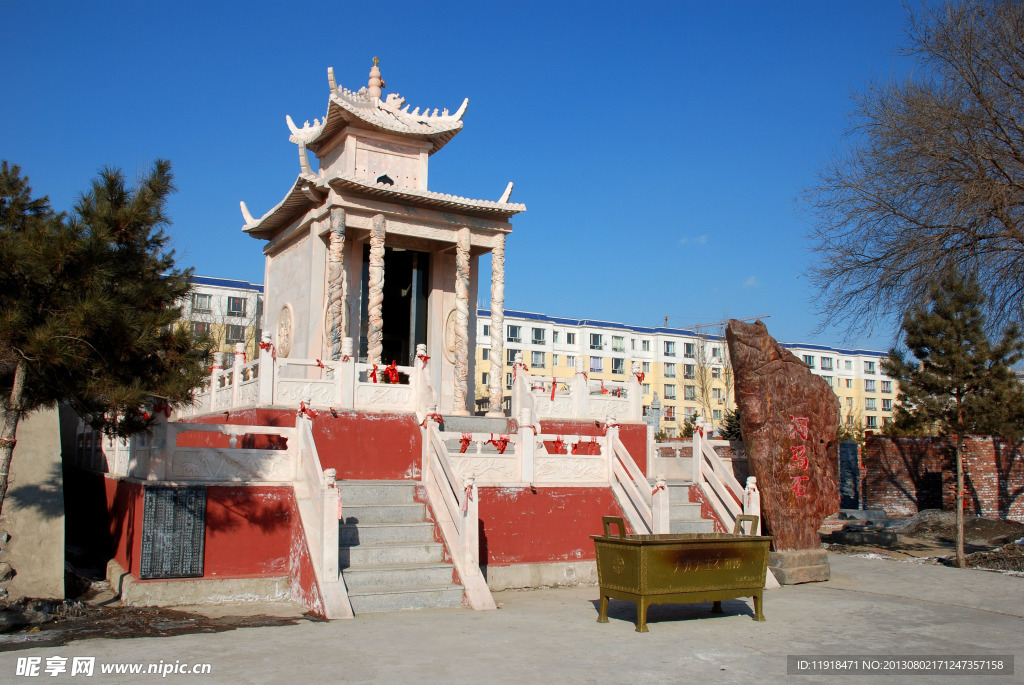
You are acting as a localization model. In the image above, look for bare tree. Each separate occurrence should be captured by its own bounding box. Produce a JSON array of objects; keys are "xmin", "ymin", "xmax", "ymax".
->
[
  {"xmin": 805, "ymin": 1, "xmax": 1024, "ymax": 336},
  {"xmin": 692, "ymin": 335, "xmax": 716, "ymax": 420}
]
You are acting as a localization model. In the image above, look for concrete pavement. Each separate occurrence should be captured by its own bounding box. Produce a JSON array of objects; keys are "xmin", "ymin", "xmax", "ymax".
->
[{"xmin": 1, "ymin": 553, "xmax": 1020, "ymax": 683}]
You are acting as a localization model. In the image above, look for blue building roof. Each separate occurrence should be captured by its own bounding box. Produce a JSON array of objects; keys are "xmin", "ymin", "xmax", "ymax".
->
[{"xmin": 191, "ymin": 275, "xmax": 264, "ymax": 294}]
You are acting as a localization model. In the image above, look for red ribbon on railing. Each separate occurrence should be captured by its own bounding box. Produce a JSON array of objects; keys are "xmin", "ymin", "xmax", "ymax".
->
[
  {"xmin": 459, "ymin": 433, "xmax": 473, "ymax": 454},
  {"xmin": 600, "ymin": 380, "xmax": 608, "ymax": 395},
  {"xmin": 152, "ymin": 402, "xmax": 172, "ymax": 418},
  {"xmin": 512, "ymin": 361, "xmax": 530, "ymax": 382},
  {"xmin": 462, "ymin": 483, "xmax": 474, "ymax": 513},
  {"xmin": 488, "ymin": 433, "xmax": 510, "ymax": 455},
  {"xmin": 384, "ymin": 361, "xmax": 399, "ymax": 384},
  {"xmin": 420, "ymin": 413, "xmax": 445, "ymax": 428},
  {"xmin": 370, "ymin": 364, "xmax": 378, "ymax": 383},
  {"xmin": 242, "ymin": 352, "xmax": 248, "ymax": 363},
  {"xmin": 552, "ymin": 436, "xmax": 565, "ymax": 454},
  {"xmin": 599, "ymin": 420, "xmax": 617, "ymax": 436},
  {"xmin": 550, "ymin": 377, "xmax": 557, "ymax": 401},
  {"xmin": 298, "ymin": 401, "xmax": 318, "ymax": 418},
  {"xmin": 578, "ymin": 371, "xmax": 588, "ymax": 381},
  {"xmin": 330, "ymin": 407, "xmax": 339, "ymax": 418},
  {"xmin": 572, "ymin": 438, "xmax": 595, "ymax": 455},
  {"xmin": 651, "ymin": 483, "xmax": 666, "ymax": 496},
  {"xmin": 259, "ymin": 340, "xmax": 276, "ymax": 359},
  {"xmin": 417, "ymin": 353, "xmax": 430, "ymax": 369},
  {"xmin": 697, "ymin": 425, "xmax": 704, "ymax": 438},
  {"xmin": 316, "ymin": 359, "xmax": 325, "ymax": 369},
  {"xmin": 633, "ymin": 371, "xmax": 645, "ymax": 384},
  {"xmin": 341, "ymin": 355, "xmax": 351, "ymax": 362},
  {"xmin": 142, "ymin": 411, "xmax": 151, "ymax": 421}
]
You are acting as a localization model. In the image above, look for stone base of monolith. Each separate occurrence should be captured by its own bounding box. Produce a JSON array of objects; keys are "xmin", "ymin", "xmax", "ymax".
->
[{"xmin": 769, "ymin": 549, "xmax": 830, "ymax": 585}]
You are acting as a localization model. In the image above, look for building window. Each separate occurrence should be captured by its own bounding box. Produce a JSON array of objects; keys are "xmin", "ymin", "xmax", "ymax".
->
[
  {"xmin": 713, "ymin": 409, "xmax": 722, "ymax": 421},
  {"xmin": 864, "ymin": 379, "xmax": 876, "ymax": 392},
  {"xmin": 612, "ymin": 358, "xmax": 625, "ymax": 375},
  {"xmin": 507, "ymin": 349, "xmax": 518, "ymax": 365},
  {"xmin": 882, "ymin": 398, "xmax": 893, "ymax": 412},
  {"xmin": 712, "ymin": 367, "xmax": 721, "ymax": 379},
  {"xmin": 845, "ymin": 378, "xmax": 853, "ymax": 389},
  {"xmin": 664, "ymin": 363, "xmax": 676, "ymax": 378},
  {"xmin": 642, "ymin": 362, "xmax": 650, "ymax": 373},
  {"xmin": 712, "ymin": 346, "xmax": 722, "ymax": 359},
  {"xmin": 683, "ymin": 342, "xmax": 695, "ymax": 358},
  {"xmin": 227, "ymin": 296, "xmax": 246, "ymax": 317},
  {"xmin": 846, "ymin": 397, "xmax": 853, "ymax": 407},
  {"xmin": 664, "ymin": 341, "xmax": 676, "ymax": 357},
  {"xmin": 642, "ymin": 383, "xmax": 651, "ymax": 395},
  {"xmin": 565, "ymin": 332, "xmax": 576, "ymax": 345},
  {"xmin": 683, "ymin": 364, "xmax": 695, "ymax": 380},
  {"xmin": 822, "ymin": 376, "xmax": 833, "ymax": 386},
  {"xmin": 664, "ymin": 407, "xmax": 677, "ymax": 421},
  {"xmin": 192, "ymin": 293, "xmax": 212, "ymax": 312},
  {"xmin": 590, "ymin": 357, "xmax": 603, "ymax": 373},
  {"xmin": 845, "ymin": 360, "xmax": 853, "ymax": 370},
  {"xmin": 225, "ymin": 324, "xmax": 246, "ymax": 344},
  {"xmin": 865, "ymin": 398, "xmax": 877, "ymax": 411},
  {"xmin": 881, "ymin": 380, "xmax": 892, "ymax": 393},
  {"xmin": 642, "ymin": 339, "xmax": 651, "ymax": 352},
  {"xmin": 684, "ymin": 385, "xmax": 696, "ymax": 401},
  {"xmin": 481, "ymin": 372, "xmax": 489, "ymax": 385},
  {"xmin": 507, "ymin": 325, "xmax": 521, "ymax": 343},
  {"xmin": 712, "ymin": 387, "xmax": 724, "ymax": 400},
  {"xmin": 666, "ymin": 427, "xmax": 678, "ymax": 437},
  {"xmin": 612, "ymin": 336, "xmax": 625, "ymax": 352},
  {"xmin": 482, "ymin": 348, "xmax": 489, "ymax": 361},
  {"xmin": 482, "ymin": 324, "xmax": 490, "ymax": 337},
  {"xmin": 846, "ymin": 414, "xmax": 854, "ymax": 426},
  {"xmin": 190, "ymin": 321, "xmax": 211, "ymax": 336},
  {"xmin": 531, "ymin": 351, "xmax": 546, "ymax": 368},
  {"xmin": 552, "ymin": 331, "xmax": 560, "ymax": 344},
  {"xmin": 802, "ymin": 355, "xmax": 815, "ymax": 368},
  {"xmin": 566, "ymin": 355, "xmax": 576, "ymax": 367},
  {"xmin": 551, "ymin": 354, "xmax": 559, "ymax": 366},
  {"xmin": 664, "ymin": 384, "xmax": 676, "ymax": 400},
  {"xmin": 684, "ymin": 406, "xmax": 697, "ymax": 418},
  {"xmin": 631, "ymin": 338, "xmax": 636, "ymax": 350},
  {"xmin": 506, "ymin": 373, "xmax": 513, "ymax": 390},
  {"xmin": 865, "ymin": 415, "xmax": 878, "ymax": 429},
  {"xmin": 864, "ymin": 361, "xmax": 876, "ymax": 374},
  {"xmin": 820, "ymin": 357, "xmax": 833, "ymax": 371},
  {"xmin": 590, "ymin": 333, "xmax": 603, "ymax": 350},
  {"xmin": 531, "ymin": 328, "xmax": 546, "ymax": 345}
]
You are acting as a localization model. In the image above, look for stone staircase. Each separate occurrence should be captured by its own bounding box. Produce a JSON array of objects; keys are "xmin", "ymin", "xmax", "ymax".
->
[
  {"xmin": 337, "ymin": 480, "xmax": 464, "ymax": 614},
  {"xmin": 660, "ymin": 482, "xmax": 716, "ymax": 533}
]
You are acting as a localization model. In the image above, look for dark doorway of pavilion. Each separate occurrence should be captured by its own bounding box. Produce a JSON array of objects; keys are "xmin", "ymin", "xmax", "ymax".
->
[{"xmin": 359, "ymin": 246, "xmax": 429, "ymax": 366}]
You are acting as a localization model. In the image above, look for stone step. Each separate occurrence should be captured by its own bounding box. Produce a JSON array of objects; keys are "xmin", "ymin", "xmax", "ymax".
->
[
  {"xmin": 341, "ymin": 503, "xmax": 425, "ymax": 525},
  {"xmin": 669, "ymin": 503, "xmax": 705, "ymax": 521},
  {"xmin": 341, "ymin": 542, "xmax": 445, "ymax": 568},
  {"xmin": 343, "ymin": 562, "xmax": 456, "ymax": 591},
  {"xmin": 440, "ymin": 415, "xmax": 512, "ymax": 434},
  {"xmin": 347, "ymin": 584, "xmax": 464, "ymax": 614},
  {"xmin": 336, "ymin": 480, "xmax": 416, "ymax": 505},
  {"xmin": 670, "ymin": 519, "xmax": 716, "ymax": 534},
  {"xmin": 339, "ymin": 522, "xmax": 436, "ymax": 546}
]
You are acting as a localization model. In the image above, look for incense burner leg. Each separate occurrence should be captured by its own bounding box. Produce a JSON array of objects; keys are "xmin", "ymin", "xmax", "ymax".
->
[
  {"xmin": 711, "ymin": 600, "xmax": 723, "ymax": 614},
  {"xmin": 597, "ymin": 594, "xmax": 609, "ymax": 623},
  {"xmin": 752, "ymin": 591, "xmax": 766, "ymax": 622},
  {"xmin": 635, "ymin": 598, "xmax": 649, "ymax": 633}
]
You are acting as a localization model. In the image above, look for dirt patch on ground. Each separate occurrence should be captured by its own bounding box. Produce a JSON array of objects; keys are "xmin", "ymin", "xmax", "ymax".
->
[
  {"xmin": 0, "ymin": 599, "xmax": 322, "ymax": 652},
  {"xmin": 889, "ymin": 510, "xmax": 1024, "ymax": 546}
]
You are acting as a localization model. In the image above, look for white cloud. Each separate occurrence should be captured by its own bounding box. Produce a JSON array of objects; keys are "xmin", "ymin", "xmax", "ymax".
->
[
  {"xmin": 679, "ymin": 234, "xmax": 709, "ymax": 246},
  {"xmin": 743, "ymin": 275, "xmax": 759, "ymax": 288}
]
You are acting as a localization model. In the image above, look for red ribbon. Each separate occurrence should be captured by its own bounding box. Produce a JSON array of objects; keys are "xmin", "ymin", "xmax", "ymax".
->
[
  {"xmin": 371, "ymin": 364, "xmax": 378, "ymax": 383},
  {"xmin": 299, "ymin": 401, "xmax": 319, "ymax": 418},
  {"xmin": 488, "ymin": 433, "xmax": 510, "ymax": 455},
  {"xmin": 459, "ymin": 433, "xmax": 473, "ymax": 454},
  {"xmin": 600, "ymin": 380, "xmax": 608, "ymax": 395},
  {"xmin": 142, "ymin": 411, "xmax": 151, "ymax": 421},
  {"xmin": 417, "ymin": 353, "xmax": 430, "ymax": 369},
  {"xmin": 316, "ymin": 359, "xmax": 325, "ymax": 369},
  {"xmin": 512, "ymin": 362, "xmax": 530, "ymax": 382},
  {"xmin": 573, "ymin": 438, "xmax": 594, "ymax": 455},
  {"xmin": 633, "ymin": 371, "xmax": 645, "ymax": 384},
  {"xmin": 697, "ymin": 425, "xmax": 704, "ymax": 438},
  {"xmin": 651, "ymin": 483, "xmax": 666, "ymax": 496},
  {"xmin": 420, "ymin": 413, "xmax": 445, "ymax": 428},
  {"xmin": 384, "ymin": 361, "xmax": 399, "ymax": 384},
  {"xmin": 552, "ymin": 436, "xmax": 565, "ymax": 454},
  {"xmin": 462, "ymin": 483, "xmax": 474, "ymax": 513},
  {"xmin": 341, "ymin": 354, "xmax": 351, "ymax": 362},
  {"xmin": 259, "ymin": 340, "xmax": 276, "ymax": 359},
  {"xmin": 153, "ymin": 402, "xmax": 172, "ymax": 418},
  {"xmin": 550, "ymin": 377, "xmax": 557, "ymax": 401}
]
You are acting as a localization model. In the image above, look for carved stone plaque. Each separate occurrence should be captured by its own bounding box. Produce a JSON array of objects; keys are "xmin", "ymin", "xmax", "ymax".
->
[
  {"xmin": 139, "ymin": 486, "xmax": 206, "ymax": 579},
  {"xmin": 277, "ymin": 304, "xmax": 293, "ymax": 358}
]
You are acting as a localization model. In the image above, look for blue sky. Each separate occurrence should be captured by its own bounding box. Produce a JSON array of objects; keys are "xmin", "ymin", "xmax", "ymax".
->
[{"xmin": 3, "ymin": 1, "xmax": 913, "ymax": 350}]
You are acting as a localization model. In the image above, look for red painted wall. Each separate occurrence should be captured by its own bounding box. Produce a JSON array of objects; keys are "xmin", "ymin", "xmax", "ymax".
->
[
  {"xmin": 184, "ymin": 409, "xmax": 422, "ymax": 480},
  {"xmin": 103, "ymin": 477, "xmax": 145, "ymax": 576},
  {"xmin": 539, "ymin": 420, "xmax": 648, "ymax": 475},
  {"xmin": 204, "ymin": 486, "xmax": 295, "ymax": 577},
  {"xmin": 477, "ymin": 486, "xmax": 631, "ymax": 565}
]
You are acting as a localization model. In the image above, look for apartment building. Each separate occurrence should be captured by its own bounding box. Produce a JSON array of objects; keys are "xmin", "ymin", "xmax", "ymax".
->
[
  {"xmin": 184, "ymin": 276, "xmax": 264, "ymax": 360},
  {"xmin": 475, "ymin": 310, "xmax": 897, "ymax": 436}
]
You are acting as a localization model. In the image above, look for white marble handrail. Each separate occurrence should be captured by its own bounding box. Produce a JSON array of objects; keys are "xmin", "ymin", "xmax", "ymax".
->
[{"xmin": 693, "ymin": 422, "xmax": 755, "ymax": 532}]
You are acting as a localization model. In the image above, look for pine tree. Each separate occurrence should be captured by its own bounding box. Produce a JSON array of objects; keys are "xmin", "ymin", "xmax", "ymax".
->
[
  {"xmin": 720, "ymin": 408, "xmax": 743, "ymax": 441},
  {"xmin": 881, "ymin": 269, "xmax": 1024, "ymax": 567},
  {"xmin": 0, "ymin": 160, "xmax": 211, "ymax": 516}
]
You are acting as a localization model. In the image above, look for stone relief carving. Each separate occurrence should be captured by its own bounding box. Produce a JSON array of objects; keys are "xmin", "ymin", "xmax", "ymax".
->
[
  {"xmin": 535, "ymin": 457, "xmax": 607, "ymax": 482},
  {"xmin": 488, "ymin": 233, "xmax": 505, "ymax": 415},
  {"xmin": 443, "ymin": 308, "xmax": 457, "ymax": 364},
  {"xmin": 170, "ymin": 449, "xmax": 292, "ymax": 482},
  {"xmin": 451, "ymin": 456, "xmax": 517, "ymax": 483},
  {"xmin": 277, "ymin": 380, "xmax": 336, "ymax": 406},
  {"xmin": 367, "ymin": 214, "xmax": 386, "ymax": 365},
  {"xmin": 327, "ymin": 208, "xmax": 347, "ymax": 360},
  {"xmin": 355, "ymin": 384, "xmax": 414, "ymax": 409},
  {"xmin": 277, "ymin": 304, "xmax": 294, "ymax": 358},
  {"xmin": 453, "ymin": 227, "xmax": 471, "ymax": 413}
]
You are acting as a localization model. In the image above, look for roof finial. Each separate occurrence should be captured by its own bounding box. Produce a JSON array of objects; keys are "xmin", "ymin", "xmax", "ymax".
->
[{"xmin": 368, "ymin": 56, "xmax": 384, "ymax": 101}]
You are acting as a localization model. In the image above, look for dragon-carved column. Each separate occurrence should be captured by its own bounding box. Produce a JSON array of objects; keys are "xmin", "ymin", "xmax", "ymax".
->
[
  {"xmin": 327, "ymin": 208, "xmax": 347, "ymax": 360},
  {"xmin": 487, "ymin": 233, "xmax": 506, "ymax": 416},
  {"xmin": 453, "ymin": 226, "xmax": 471, "ymax": 416},
  {"xmin": 367, "ymin": 214, "xmax": 386, "ymax": 366}
]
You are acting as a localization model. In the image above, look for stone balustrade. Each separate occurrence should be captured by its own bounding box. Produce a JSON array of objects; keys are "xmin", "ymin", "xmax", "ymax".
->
[{"xmin": 510, "ymin": 353, "xmax": 643, "ymax": 423}]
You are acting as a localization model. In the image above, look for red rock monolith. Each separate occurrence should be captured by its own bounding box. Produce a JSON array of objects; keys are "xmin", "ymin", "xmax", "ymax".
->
[{"xmin": 726, "ymin": 319, "xmax": 840, "ymax": 583}]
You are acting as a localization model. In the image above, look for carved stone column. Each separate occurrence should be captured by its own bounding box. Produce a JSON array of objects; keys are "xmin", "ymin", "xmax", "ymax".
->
[
  {"xmin": 367, "ymin": 214, "xmax": 386, "ymax": 366},
  {"xmin": 327, "ymin": 208, "xmax": 347, "ymax": 360},
  {"xmin": 453, "ymin": 226, "xmax": 471, "ymax": 416},
  {"xmin": 487, "ymin": 233, "xmax": 506, "ymax": 416}
]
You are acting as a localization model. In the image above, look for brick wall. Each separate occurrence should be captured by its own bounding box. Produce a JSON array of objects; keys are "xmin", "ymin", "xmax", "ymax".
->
[{"xmin": 863, "ymin": 436, "xmax": 1024, "ymax": 522}]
